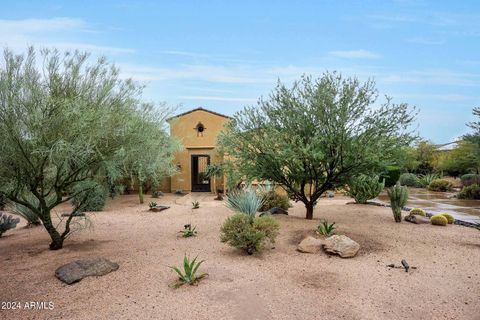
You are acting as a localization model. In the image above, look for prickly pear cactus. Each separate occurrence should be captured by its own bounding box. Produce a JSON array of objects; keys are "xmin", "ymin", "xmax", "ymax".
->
[
  {"xmin": 0, "ymin": 212, "xmax": 20, "ymax": 237},
  {"xmin": 387, "ymin": 182, "xmax": 408, "ymax": 223}
]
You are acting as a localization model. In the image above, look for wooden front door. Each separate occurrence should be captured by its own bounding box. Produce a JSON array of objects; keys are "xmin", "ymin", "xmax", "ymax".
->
[{"xmin": 191, "ymin": 155, "xmax": 211, "ymax": 192}]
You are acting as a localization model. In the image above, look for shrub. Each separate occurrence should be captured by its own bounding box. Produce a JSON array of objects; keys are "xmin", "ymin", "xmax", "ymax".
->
[
  {"xmin": 179, "ymin": 224, "xmax": 197, "ymax": 237},
  {"xmin": 259, "ymin": 191, "xmax": 291, "ymax": 212},
  {"xmin": 418, "ymin": 173, "xmax": 439, "ymax": 188},
  {"xmin": 169, "ymin": 255, "xmax": 208, "ymax": 288},
  {"xmin": 399, "ymin": 173, "xmax": 420, "ymax": 187},
  {"xmin": 220, "ymin": 213, "xmax": 279, "ymax": 255},
  {"xmin": 387, "ymin": 182, "xmax": 408, "ymax": 223},
  {"xmin": 427, "ymin": 179, "xmax": 453, "ymax": 192},
  {"xmin": 440, "ymin": 213, "xmax": 455, "ymax": 224},
  {"xmin": 192, "ymin": 201, "xmax": 200, "ymax": 209},
  {"xmin": 431, "ymin": 214, "xmax": 448, "ymax": 226},
  {"xmin": 346, "ymin": 174, "xmax": 385, "ymax": 204},
  {"xmin": 458, "ymin": 184, "xmax": 480, "ymax": 200},
  {"xmin": 409, "ymin": 208, "xmax": 426, "ymax": 217},
  {"xmin": 382, "ymin": 166, "xmax": 401, "ymax": 187},
  {"xmin": 8, "ymin": 202, "xmax": 41, "ymax": 227},
  {"xmin": 317, "ymin": 220, "xmax": 336, "ymax": 236},
  {"xmin": 0, "ymin": 213, "xmax": 20, "ymax": 237},
  {"xmin": 460, "ymin": 174, "xmax": 480, "ymax": 187}
]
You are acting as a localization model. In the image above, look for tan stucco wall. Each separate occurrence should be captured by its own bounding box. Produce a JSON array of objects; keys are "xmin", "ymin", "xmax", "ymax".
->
[{"xmin": 167, "ymin": 109, "xmax": 230, "ymax": 192}]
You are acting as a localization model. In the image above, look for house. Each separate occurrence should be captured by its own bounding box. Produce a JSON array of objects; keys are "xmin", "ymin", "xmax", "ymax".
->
[{"xmin": 163, "ymin": 107, "xmax": 231, "ymax": 193}]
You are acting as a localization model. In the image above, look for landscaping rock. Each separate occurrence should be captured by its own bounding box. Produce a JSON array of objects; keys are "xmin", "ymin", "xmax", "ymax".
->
[
  {"xmin": 269, "ymin": 207, "xmax": 288, "ymax": 215},
  {"xmin": 149, "ymin": 205, "xmax": 170, "ymax": 212},
  {"xmin": 404, "ymin": 215, "xmax": 430, "ymax": 224},
  {"xmin": 55, "ymin": 257, "xmax": 119, "ymax": 284},
  {"xmin": 323, "ymin": 235, "xmax": 360, "ymax": 258},
  {"xmin": 297, "ymin": 236, "xmax": 323, "ymax": 253}
]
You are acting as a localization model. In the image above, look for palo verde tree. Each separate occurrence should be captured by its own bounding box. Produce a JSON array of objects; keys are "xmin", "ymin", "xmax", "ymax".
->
[
  {"xmin": 0, "ymin": 47, "xmax": 177, "ymax": 249},
  {"xmin": 219, "ymin": 73, "xmax": 416, "ymax": 219}
]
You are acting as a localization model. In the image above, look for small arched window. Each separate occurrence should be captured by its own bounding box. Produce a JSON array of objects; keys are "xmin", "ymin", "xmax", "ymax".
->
[{"xmin": 195, "ymin": 122, "xmax": 206, "ymax": 136}]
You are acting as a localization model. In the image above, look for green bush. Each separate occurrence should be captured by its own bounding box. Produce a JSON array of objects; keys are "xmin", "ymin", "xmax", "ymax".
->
[
  {"xmin": 440, "ymin": 213, "xmax": 455, "ymax": 224},
  {"xmin": 71, "ymin": 183, "xmax": 107, "ymax": 212},
  {"xmin": 387, "ymin": 182, "xmax": 408, "ymax": 223},
  {"xmin": 399, "ymin": 173, "xmax": 420, "ymax": 187},
  {"xmin": 346, "ymin": 174, "xmax": 385, "ymax": 204},
  {"xmin": 409, "ymin": 208, "xmax": 426, "ymax": 217},
  {"xmin": 458, "ymin": 184, "xmax": 480, "ymax": 200},
  {"xmin": 259, "ymin": 191, "xmax": 291, "ymax": 212},
  {"xmin": 382, "ymin": 166, "xmax": 401, "ymax": 187},
  {"xmin": 427, "ymin": 179, "xmax": 453, "ymax": 192},
  {"xmin": 220, "ymin": 213, "xmax": 279, "ymax": 255},
  {"xmin": 431, "ymin": 214, "xmax": 448, "ymax": 226},
  {"xmin": 460, "ymin": 174, "xmax": 480, "ymax": 187}
]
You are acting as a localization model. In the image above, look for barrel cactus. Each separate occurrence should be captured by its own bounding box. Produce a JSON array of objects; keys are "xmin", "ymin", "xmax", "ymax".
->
[
  {"xmin": 440, "ymin": 213, "xmax": 455, "ymax": 224},
  {"xmin": 409, "ymin": 208, "xmax": 426, "ymax": 217},
  {"xmin": 387, "ymin": 182, "xmax": 408, "ymax": 223},
  {"xmin": 0, "ymin": 212, "xmax": 20, "ymax": 237},
  {"xmin": 431, "ymin": 214, "xmax": 448, "ymax": 226}
]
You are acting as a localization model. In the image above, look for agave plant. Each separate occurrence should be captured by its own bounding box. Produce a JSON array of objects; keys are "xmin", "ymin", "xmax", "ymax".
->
[
  {"xmin": 149, "ymin": 201, "xmax": 157, "ymax": 209},
  {"xmin": 169, "ymin": 255, "xmax": 208, "ymax": 288},
  {"xmin": 418, "ymin": 173, "xmax": 439, "ymax": 188},
  {"xmin": 191, "ymin": 201, "xmax": 200, "ymax": 209},
  {"xmin": 226, "ymin": 186, "xmax": 265, "ymax": 219},
  {"xmin": 179, "ymin": 224, "xmax": 197, "ymax": 237},
  {"xmin": 317, "ymin": 220, "xmax": 336, "ymax": 236}
]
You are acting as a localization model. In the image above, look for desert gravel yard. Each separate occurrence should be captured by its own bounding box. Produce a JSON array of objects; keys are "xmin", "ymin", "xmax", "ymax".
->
[{"xmin": 1, "ymin": 193, "xmax": 479, "ymax": 320}]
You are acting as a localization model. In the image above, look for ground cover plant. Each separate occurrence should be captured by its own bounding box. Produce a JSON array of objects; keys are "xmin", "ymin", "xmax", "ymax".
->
[
  {"xmin": 346, "ymin": 174, "xmax": 385, "ymax": 204},
  {"xmin": 169, "ymin": 255, "xmax": 208, "ymax": 288},
  {"xmin": 0, "ymin": 47, "xmax": 180, "ymax": 249},
  {"xmin": 219, "ymin": 73, "xmax": 416, "ymax": 219}
]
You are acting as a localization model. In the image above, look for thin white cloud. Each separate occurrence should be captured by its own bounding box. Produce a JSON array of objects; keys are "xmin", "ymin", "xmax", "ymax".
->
[
  {"xmin": 329, "ymin": 49, "xmax": 381, "ymax": 59},
  {"xmin": 180, "ymin": 95, "xmax": 256, "ymax": 103}
]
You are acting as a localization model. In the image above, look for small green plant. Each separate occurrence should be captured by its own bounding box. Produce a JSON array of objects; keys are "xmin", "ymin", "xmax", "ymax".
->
[
  {"xmin": 399, "ymin": 173, "xmax": 420, "ymax": 187},
  {"xmin": 180, "ymin": 224, "xmax": 197, "ymax": 237},
  {"xmin": 427, "ymin": 179, "xmax": 453, "ymax": 192},
  {"xmin": 149, "ymin": 201, "xmax": 158, "ymax": 209},
  {"xmin": 409, "ymin": 208, "xmax": 426, "ymax": 217},
  {"xmin": 152, "ymin": 190, "xmax": 163, "ymax": 198},
  {"xmin": 431, "ymin": 214, "xmax": 448, "ymax": 226},
  {"xmin": 259, "ymin": 190, "xmax": 291, "ymax": 212},
  {"xmin": 440, "ymin": 213, "xmax": 455, "ymax": 224},
  {"xmin": 458, "ymin": 184, "xmax": 480, "ymax": 200},
  {"xmin": 387, "ymin": 182, "xmax": 408, "ymax": 223},
  {"xmin": 175, "ymin": 189, "xmax": 183, "ymax": 195},
  {"xmin": 317, "ymin": 220, "xmax": 336, "ymax": 236},
  {"xmin": 418, "ymin": 173, "xmax": 439, "ymax": 188},
  {"xmin": 347, "ymin": 174, "xmax": 385, "ymax": 204},
  {"xmin": 169, "ymin": 255, "xmax": 208, "ymax": 288},
  {"xmin": 192, "ymin": 201, "xmax": 200, "ymax": 209},
  {"xmin": 0, "ymin": 213, "xmax": 20, "ymax": 237},
  {"xmin": 220, "ymin": 213, "xmax": 279, "ymax": 255}
]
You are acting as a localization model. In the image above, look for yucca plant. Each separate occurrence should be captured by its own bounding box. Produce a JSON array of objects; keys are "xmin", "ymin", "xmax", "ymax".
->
[
  {"xmin": 387, "ymin": 182, "xmax": 409, "ymax": 222},
  {"xmin": 191, "ymin": 201, "xmax": 200, "ymax": 209},
  {"xmin": 317, "ymin": 220, "xmax": 336, "ymax": 236},
  {"xmin": 226, "ymin": 186, "xmax": 265, "ymax": 219},
  {"xmin": 169, "ymin": 255, "xmax": 208, "ymax": 288},
  {"xmin": 180, "ymin": 224, "xmax": 197, "ymax": 237},
  {"xmin": 149, "ymin": 201, "xmax": 157, "ymax": 209}
]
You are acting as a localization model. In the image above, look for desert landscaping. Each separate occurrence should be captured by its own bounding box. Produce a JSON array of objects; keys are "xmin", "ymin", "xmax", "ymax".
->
[{"xmin": 1, "ymin": 193, "xmax": 479, "ymax": 320}]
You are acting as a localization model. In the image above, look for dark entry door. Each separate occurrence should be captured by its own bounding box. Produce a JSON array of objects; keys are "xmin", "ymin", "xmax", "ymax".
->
[{"xmin": 191, "ymin": 155, "xmax": 211, "ymax": 192}]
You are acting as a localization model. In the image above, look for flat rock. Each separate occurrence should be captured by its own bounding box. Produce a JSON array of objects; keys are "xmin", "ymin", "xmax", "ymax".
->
[
  {"xmin": 269, "ymin": 207, "xmax": 288, "ymax": 215},
  {"xmin": 149, "ymin": 205, "xmax": 170, "ymax": 212},
  {"xmin": 55, "ymin": 257, "xmax": 119, "ymax": 284},
  {"xmin": 323, "ymin": 235, "xmax": 360, "ymax": 258},
  {"xmin": 297, "ymin": 236, "xmax": 323, "ymax": 253},
  {"xmin": 404, "ymin": 215, "xmax": 430, "ymax": 224}
]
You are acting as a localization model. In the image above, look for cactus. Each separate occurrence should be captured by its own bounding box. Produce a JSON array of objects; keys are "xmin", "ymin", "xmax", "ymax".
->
[
  {"xmin": 387, "ymin": 182, "xmax": 408, "ymax": 223},
  {"xmin": 431, "ymin": 214, "xmax": 448, "ymax": 226},
  {"xmin": 0, "ymin": 212, "xmax": 20, "ymax": 237},
  {"xmin": 409, "ymin": 208, "xmax": 426, "ymax": 217},
  {"xmin": 440, "ymin": 213, "xmax": 455, "ymax": 224}
]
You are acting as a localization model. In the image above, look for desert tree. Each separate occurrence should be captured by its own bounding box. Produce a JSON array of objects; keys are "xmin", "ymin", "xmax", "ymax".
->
[
  {"xmin": 219, "ymin": 73, "xmax": 416, "ymax": 219},
  {"xmin": 0, "ymin": 47, "xmax": 177, "ymax": 249}
]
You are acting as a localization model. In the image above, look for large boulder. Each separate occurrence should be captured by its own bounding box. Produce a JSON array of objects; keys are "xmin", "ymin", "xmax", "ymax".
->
[
  {"xmin": 297, "ymin": 236, "xmax": 323, "ymax": 253},
  {"xmin": 323, "ymin": 235, "xmax": 360, "ymax": 258},
  {"xmin": 404, "ymin": 215, "xmax": 430, "ymax": 224},
  {"xmin": 55, "ymin": 257, "xmax": 119, "ymax": 284}
]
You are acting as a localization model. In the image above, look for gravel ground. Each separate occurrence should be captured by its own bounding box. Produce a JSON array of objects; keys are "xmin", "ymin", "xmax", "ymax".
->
[{"xmin": 1, "ymin": 193, "xmax": 479, "ymax": 320}]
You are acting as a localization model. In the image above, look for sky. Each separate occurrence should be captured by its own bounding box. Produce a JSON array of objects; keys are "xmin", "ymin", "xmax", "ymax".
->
[{"xmin": 0, "ymin": 0, "xmax": 479, "ymax": 143}]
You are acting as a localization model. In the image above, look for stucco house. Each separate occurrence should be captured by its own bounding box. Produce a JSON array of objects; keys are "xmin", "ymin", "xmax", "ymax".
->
[{"xmin": 163, "ymin": 107, "xmax": 231, "ymax": 193}]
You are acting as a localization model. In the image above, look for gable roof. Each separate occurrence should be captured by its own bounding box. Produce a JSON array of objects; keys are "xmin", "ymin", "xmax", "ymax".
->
[{"xmin": 167, "ymin": 107, "xmax": 232, "ymax": 122}]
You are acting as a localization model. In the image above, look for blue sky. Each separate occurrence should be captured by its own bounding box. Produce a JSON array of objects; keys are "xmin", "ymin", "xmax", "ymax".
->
[{"xmin": 1, "ymin": 0, "xmax": 479, "ymax": 143}]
